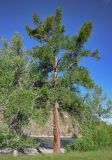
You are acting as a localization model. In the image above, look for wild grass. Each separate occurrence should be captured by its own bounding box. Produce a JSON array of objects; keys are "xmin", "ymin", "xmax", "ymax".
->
[{"xmin": 0, "ymin": 149, "xmax": 112, "ymax": 160}]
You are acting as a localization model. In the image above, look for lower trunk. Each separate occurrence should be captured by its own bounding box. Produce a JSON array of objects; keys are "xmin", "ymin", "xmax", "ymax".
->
[{"xmin": 53, "ymin": 101, "xmax": 61, "ymax": 153}]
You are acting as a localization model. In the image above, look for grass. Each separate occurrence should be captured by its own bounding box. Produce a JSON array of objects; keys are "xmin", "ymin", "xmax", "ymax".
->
[{"xmin": 0, "ymin": 149, "xmax": 112, "ymax": 160}]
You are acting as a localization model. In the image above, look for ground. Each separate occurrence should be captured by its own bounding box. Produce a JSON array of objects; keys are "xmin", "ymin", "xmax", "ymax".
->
[{"xmin": 0, "ymin": 149, "xmax": 112, "ymax": 160}]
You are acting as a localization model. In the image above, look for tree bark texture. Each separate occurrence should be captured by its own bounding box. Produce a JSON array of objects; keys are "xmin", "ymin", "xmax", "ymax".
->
[{"xmin": 53, "ymin": 56, "xmax": 61, "ymax": 153}]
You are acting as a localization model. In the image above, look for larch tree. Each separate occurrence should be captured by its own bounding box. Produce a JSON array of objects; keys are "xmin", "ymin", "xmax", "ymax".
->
[{"xmin": 26, "ymin": 7, "xmax": 100, "ymax": 153}]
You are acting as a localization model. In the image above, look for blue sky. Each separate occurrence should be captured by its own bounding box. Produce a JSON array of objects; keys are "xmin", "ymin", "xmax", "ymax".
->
[{"xmin": 0, "ymin": 0, "xmax": 112, "ymax": 97}]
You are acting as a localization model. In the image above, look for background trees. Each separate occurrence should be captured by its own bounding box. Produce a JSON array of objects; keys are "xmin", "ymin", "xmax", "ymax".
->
[
  {"xmin": 85, "ymin": 86, "xmax": 112, "ymax": 121},
  {"xmin": 0, "ymin": 33, "xmax": 37, "ymax": 148}
]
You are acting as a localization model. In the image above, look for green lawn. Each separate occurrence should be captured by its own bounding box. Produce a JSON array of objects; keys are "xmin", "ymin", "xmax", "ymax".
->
[{"xmin": 0, "ymin": 150, "xmax": 112, "ymax": 160}]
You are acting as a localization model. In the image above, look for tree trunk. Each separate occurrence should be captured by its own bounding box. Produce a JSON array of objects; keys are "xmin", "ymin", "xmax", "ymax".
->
[
  {"xmin": 53, "ymin": 56, "xmax": 61, "ymax": 153},
  {"xmin": 53, "ymin": 101, "xmax": 61, "ymax": 153}
]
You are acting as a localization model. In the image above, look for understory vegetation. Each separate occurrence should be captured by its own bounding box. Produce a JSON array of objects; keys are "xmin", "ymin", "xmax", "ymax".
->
[{"xmin": 66, "ymin": 121, "xmax": 112, "ymax": 151}]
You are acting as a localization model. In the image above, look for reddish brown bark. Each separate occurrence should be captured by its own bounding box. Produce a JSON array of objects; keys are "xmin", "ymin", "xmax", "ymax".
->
[
  {"xmin": 53, "ymin": 56, "xmax": 61, "ymax": 153},
  {"xmin": 53, "ymin": 101, "xmax": 61, "ymax": 153}
]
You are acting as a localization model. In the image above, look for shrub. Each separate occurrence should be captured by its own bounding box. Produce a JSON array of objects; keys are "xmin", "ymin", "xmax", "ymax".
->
[
  {"xmin": 66, "ymin": 137, "xmax": 97, "ymax": 152},
  {"xmin": 0, "ymin": 126, "xmax": 37, "ymax": 149},
  {"xmin": 66, "ymin": 122, "xmax": 112, "ymax": 152}
]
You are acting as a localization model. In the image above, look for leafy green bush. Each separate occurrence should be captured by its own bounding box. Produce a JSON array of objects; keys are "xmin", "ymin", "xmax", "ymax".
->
[
  {"xmin": 66, "ymin": 122, "xmax": 112, "ymax": 152},
  {"xmin": 0, "ymin": 127, "xmax": 12, "ymax": 148},
  {"xmin": 9, "ymin": 135, "xmax": 37, "ymax": 149},
  {"xmin": 0, "ymin": 126, "xmax": 37, "ymax": 149},
  {"xmin": 66, "ymin": 137, "xmax": 97, "ymax": 152}
]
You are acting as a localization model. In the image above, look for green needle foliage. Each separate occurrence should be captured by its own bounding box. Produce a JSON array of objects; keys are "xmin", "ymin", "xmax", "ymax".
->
[{"xmin": 26, "ymin": 7, "xmax": 100, "ymax": 118}]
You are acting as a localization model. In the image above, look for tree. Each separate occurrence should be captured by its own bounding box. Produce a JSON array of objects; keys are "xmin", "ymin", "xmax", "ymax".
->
[
  {"xmin": 11, "ymin": 32, "xmax": 23, "ymax": 55},
  {"xmin": 26, "ymin": 7, "xmax": 100, "ymax": 153},
  {"xmin": 87, "ymin": 86, "xmax": 112, "ymax": 121},
  {"xmin": 0, "ymin": 33, "xmax": 40, "ymax": 149},
  {"xmin": 0, "ymin": 33, "xmax": 36, "ymax": 135}
]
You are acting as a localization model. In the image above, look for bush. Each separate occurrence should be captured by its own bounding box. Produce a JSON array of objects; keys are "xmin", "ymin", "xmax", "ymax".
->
[
  {"xmin": 0, "ymin": 126, "xmax": 37, "ymax": 149},
  {"xmin": 66, "ymin": 137, "xmax": 97, "ymax": 152},
  {"xmin": 66, "ymin": 122, "xmax": 112, "ymax": 152}
]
